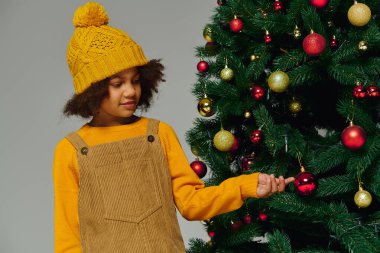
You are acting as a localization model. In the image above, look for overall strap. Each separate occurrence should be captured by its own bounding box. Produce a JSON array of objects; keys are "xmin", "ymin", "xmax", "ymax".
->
[
  {"xmin": 146, "ymin": 119, "xmax": 160, "ymax": 136},
  {"xmin": 65, "ymin": 132, "xmax": 89, "ymax": 155}
]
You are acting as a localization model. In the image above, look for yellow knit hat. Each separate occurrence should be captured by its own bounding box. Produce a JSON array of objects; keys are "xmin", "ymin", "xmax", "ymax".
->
[{"xmin": 67, "ymin": 2, "xmax": 148, "ymax": 94}]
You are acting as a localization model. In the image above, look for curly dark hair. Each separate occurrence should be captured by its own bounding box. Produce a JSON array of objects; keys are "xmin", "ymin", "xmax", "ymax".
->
[{"xmin": 63, "ymin": 59, "xmax": 165, "ymax": 118}]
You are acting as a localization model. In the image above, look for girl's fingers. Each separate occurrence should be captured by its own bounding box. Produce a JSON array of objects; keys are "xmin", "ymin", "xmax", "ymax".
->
[
  {"xmin": 278, "ymin": 176, "xmax": 285, "ymax": 192},
  {"xmin": 285, "ymin": 177, "xmax": 295, "ymax": 185},
  {"xmin": 270, "ymin": 174, "xmax": 277, "ymax": 193}
]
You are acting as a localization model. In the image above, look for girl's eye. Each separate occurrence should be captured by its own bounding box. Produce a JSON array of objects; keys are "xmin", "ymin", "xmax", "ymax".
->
[
  {"xmin": 110, "ymin": 83, "xmax": 121, "ymax": 87},
  {"xmin": 132, "ymin": 79, "xmax": 141, "ymax": 84}
]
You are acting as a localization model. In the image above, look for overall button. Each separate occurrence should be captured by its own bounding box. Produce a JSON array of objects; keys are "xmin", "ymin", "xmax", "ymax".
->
[
  {"xmin": 147, "ymin": 135, "xmax": 155, "ymax": 142},
  {"xmin": 81, "ymin": 147, "xmax": 88, "ymax": 155}
]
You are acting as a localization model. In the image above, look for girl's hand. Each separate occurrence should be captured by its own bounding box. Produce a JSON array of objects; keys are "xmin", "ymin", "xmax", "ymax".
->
[{"xmin": 256, "ymin": 173, "xmax": 295, "ymax": 198}]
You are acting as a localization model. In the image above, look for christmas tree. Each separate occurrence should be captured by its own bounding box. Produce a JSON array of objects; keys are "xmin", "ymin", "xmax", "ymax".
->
[{"xmin": 186, "ymin": 0, "xmax": 380, "ymax": 252}]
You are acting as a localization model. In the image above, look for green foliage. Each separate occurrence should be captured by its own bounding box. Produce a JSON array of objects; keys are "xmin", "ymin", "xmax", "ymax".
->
[{"xmin": 187, "ymin": 0, "xmax": 380, "ymax": 252}]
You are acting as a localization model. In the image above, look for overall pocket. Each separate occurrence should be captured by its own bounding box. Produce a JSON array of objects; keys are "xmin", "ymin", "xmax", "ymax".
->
[{"xmin": 95, "ymin": 159, "xmax": 162, "ymax": 223}]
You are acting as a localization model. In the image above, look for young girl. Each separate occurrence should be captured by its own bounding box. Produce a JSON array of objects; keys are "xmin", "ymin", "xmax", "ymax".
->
[{"xmin": 53, "ymin": 2, "xmax": 294, "ymax": 253}]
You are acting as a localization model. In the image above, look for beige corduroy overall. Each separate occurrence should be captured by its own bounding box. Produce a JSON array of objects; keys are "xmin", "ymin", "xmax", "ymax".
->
[{"xmin": 65, "ymin": 119, "xmax": 186, "ymax": 252}]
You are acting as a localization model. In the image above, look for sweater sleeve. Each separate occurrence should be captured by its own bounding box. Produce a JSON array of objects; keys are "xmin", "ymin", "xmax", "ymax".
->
[
  {"xmin": 158, "ymin": 122, "xmax": 260, "ymax": 221},
  {"xmin": 52, "ymin": 138, "xmax": 81, "ymax": 253}
]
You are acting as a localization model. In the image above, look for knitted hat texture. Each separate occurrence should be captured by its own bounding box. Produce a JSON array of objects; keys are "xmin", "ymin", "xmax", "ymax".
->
[{"xmin": 67, "ymin": 2, "xmax": 148, "ymax": 94}]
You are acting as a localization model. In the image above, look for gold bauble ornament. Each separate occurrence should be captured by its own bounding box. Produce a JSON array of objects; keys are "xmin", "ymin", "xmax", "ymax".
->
[
  {"xmin": 220, "ymin": 66, "xmax": 234, "ymax": 81},
  {"xmin": 348, "ymin": 2, "xmax": 371, "ymax": 27},
  {"xmin": 293, "ymin": 25, "xmax": 302, "ymax": 39},
  {"xmin": 213, "ymin": 128, "xmax": 234, "ymax": 152},
  {"xmin": 268, "ymin": 70, "xmax": 290, "ymax": 93},
  {"xmin": 197, "ymin": 95, "xmax": 215, "ymax": 117},
  {"xmin": 203, "ymin": 24, "xmax": 214, "ymax": 42},
  {"xmin": 244, "ymin": 110, "xmax": 252, "ymax": 119},
  {"xmin": 289, "ymin": 98, "xmax": 302, "ymax": 114},
  {"xmin": 191, "ymin": 146, "xmax": 201, "ymax": 156},
  {"xmin": 354, "ymin": 186, "xmax": 372, "ymax": 208},
  {"xmin": 358, "ymin": 40, "xmax": 368, "ymax": 51},
  {"xmin": 250, "ymin": 54, "xmax": 260, "ymax": 61}
]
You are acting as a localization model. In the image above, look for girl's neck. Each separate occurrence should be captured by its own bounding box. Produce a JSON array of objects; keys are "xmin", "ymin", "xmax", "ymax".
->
[{"xmin": 88, "ymin": 114, "xmax": 140, "ymax": 127}]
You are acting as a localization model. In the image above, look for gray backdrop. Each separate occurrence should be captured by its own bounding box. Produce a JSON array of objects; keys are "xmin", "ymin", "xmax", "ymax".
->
[{"xmin": 0, "ymin": 0, "xmax": 215, "ymax": 252}]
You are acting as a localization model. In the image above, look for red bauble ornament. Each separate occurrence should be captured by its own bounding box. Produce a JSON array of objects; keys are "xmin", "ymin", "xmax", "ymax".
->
[
  {"xmin": 264, "ymin": 31, "xmax": 272, "ymax": 44},
  {"xmin": 367, "ymin": 85, "xmax": 379, "ymax": 97},
  {"xmin": 250, "ymin": 129, "xmax": 263, "ymax": 144},
  {"xmin": 197, "ymin": 60, "xmax": 209, "ymax": 73},
  {"xmin": 341, "ymin": 123, "xmax": 367, "ymax": 150},
  {"xmin": 303, "ymin": 31, "xmax": 326, "ymax": 56},
  {"xmin": 309, "ymin": 0, "xmax": 329, "ymax": 9},
  {"xmin": 190, "ymin": 159, "xmax": 207, "ymax": 178},
  {"xmin": 217, "ymin": 0, "xmax": 223, "ymax": 6},
  {"xmin": 243, "ymin": 214, "xmax": 252, "ymax": 224},
  {"xmin": 230, "ymin": 220, "xmax": 243, "ymax": 231},
  {"xmin": 208, "ymin": 231, "xmax": 216, "ymax": 238},
  {"xmin": 273, "ymin": 0, "xmax": 283, "ymax": 11},
  {"xmin": 230, "ymin": 16, "xmax": 243, "ymax": 33},
  {"xmin": 251, "ymin": 85, "xmax": 265, "ymax": 100},
  {"xmin": 240, "ymin": 155, "xmax": 254, "ymax": 171},
  {"xmin": 330, "ymin": 35, "xmax": 338, "ymax": 49},
  {"xmin": 230, "ymin": 137, "xmax": 240, "ymax": 153},
  {"xmin": 259, "ymin": 212, "xmax": 268, "ymax": 221},
  {"xmin": 294, "ymin": 170, "xmax": 318, "ymax": 196},
  {"xmin": 353, "ymin": 84, "xmax": 367, "ymax": 98}
]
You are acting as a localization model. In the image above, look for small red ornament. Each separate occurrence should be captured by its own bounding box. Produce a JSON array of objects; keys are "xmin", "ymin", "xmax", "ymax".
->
[
  {"xmin": 243, "ymin": 214, "xmax": 252, "ymax": 224},
  {"xmin": 341, "ymin": 122, "xmax": 367, "ymax": 150},
  {"xmin": 303, "ymin": 31, "xmax": 326, "ymax": 56},
  {"xmin": 197, "ymin": 60, "xmax": 209, "ymax": 73},
  {"xmin": 273, "ymin": 0, "xmax": 283, "ymax": 11},
  {"xmin": 330, "ymin": 35, "xmax": 338, "ymax": 49},
  {"xmin": 367, "ymin": 85, "xmax": 379, "ymax": 97},
  {"xmin": 208, "ymin": 231, "xmax": 216, "ymax": 237},
  {"xmin": 264, "ymin": 30, "xmax": 272, "ymax": 44},
  {"xmin": 250, "ymin": 129, "xmax": 263, "ymax": 144},
  {"xmin": 251, "ymin": 85, "xmax": 265, "ymax": 100},
  {"xmin": 353, "ymin": 83, "xmax": 366, "ymax": 98},
  {"xmin": 190, "ymin": 158, "xmax": 207, "ymax": 178},
  {"xmin": 259, "ymin": 212, "xmax": 268, "ymax": 221},
  {"xmin": 294, "ymin": 169, "xmax": 318, "ymax": 196},
  {"xmin": 230, "ymin": 220, "xmax": 243, "ymax": 231},
  {"xmin": 309, "ymin": 0, "xmax": 329, "ymax": 9},
  {"xmin": 240, "ymin": 154, "xmax": 254, "ymax": 171},
  {"xmin": 217, "ymin": 0, "xmax": 223, "ymax": 6},
  {"xmin": 230, "ymin": 137, "xmax": 240, "ymax": 153},
  {"xmin": 230, "ymin": 16, "xmax": 243, "ymax": 33}
]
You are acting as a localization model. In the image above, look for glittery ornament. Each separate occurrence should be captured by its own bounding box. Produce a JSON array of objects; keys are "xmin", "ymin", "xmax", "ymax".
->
[
  {"xmin": 293, "ymin": 25, "xmax": 302, "ymax": 39},
  {"xmin": 230, "ymin": 15, "xmax": 243, "ymax": 33},
  {"xmin": 354, "ymin": 185, "xmax": 372, "ymax": 208},
  {"xmin": 268, "ymin": 70, "xmax": 290, "ymax": 93},
  {"xmin": 203, "ymin": 24, "xmax": 214, "ymax": 42},
  {"xmin": 303, "ymin": 30, "xmax": 326, "ymax": 56},
  {"xmin": 348, "ymin": 2, "xmax": 371, "ymax": 27},
  {"xmin": 220, "ymin": 66, "xmax": 234, "ymax": 81},
  {"xmin": 213, "ymin": 128, "xmax": 235, "ymax": 152}
]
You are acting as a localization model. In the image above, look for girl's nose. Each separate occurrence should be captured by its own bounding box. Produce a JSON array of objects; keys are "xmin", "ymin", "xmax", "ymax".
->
[{"xmin": 122, "ymin": 82, "xmax": 136, "ymax": 97}]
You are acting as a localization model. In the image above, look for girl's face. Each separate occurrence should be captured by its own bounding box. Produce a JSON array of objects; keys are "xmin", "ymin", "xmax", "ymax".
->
[{"xmin": 93, "ymin": 67, "xmax": 142, "ymax": 125}]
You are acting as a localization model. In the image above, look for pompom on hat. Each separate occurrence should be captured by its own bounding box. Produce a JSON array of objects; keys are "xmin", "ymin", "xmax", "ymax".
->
[{"xmin": 67, "ymin": 2, "xmax": 148, "ymax": 94}]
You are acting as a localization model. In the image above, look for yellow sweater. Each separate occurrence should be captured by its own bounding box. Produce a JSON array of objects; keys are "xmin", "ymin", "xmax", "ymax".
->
[{"xmin": 52, "ymin": 117, "xmax": 259, "ymax": 253}]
